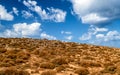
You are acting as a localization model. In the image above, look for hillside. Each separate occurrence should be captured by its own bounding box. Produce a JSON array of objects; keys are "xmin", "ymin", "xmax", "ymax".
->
[{"xmin": 0, "ymin": 38, "xmax": 120, "ymax": 75}]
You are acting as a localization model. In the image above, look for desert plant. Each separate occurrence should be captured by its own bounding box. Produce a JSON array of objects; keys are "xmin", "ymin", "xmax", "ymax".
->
[
  {"xmin": 0, "ymin": 48, "xmax": 7, "ymax": 53},
  {"xmin": 0, "ymin": 68, "xmax": 30, "ymax": 75},
  {"xmin": 101, "ymin": 66, "xmax": 117, "ymax": 74},
  {"xmin": 41, "ymin": 70, "xmax": 56, "ymax": 75},
  {"xmin": 74, "ymin": 67, "xmax": 89, "ymax": 75},
  {"xmin": 0, "ymin": 63, "xmax": 12, "ymax": 67},
  {"xmin": 78, "ymin": 61, "xmax": 101, "ymax": 67},
  {"xmin": 15, "ymin": 59, "xmax": 26, "ymax": 64},
  {"xmin": 40, "ymin": 62, "xmax": 55, "ymax": 69},
  {"xmin": 51, "ymin": 57, "xmax": 68, "ymax": 65},
  {"xmin": 55, "ymin": 65, "xmax": 65, "ymax": 72}
]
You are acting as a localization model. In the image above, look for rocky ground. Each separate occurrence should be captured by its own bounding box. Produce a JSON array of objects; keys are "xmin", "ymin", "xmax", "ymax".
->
[{"xmin": 0, "ymin": 38, "xmax": 120, "ymax": 75}]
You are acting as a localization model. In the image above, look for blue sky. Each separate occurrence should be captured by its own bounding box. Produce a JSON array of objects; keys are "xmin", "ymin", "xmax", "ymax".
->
[{"xmin": 0, "ymin": 0, "xmax": 120, "ymax": 48}]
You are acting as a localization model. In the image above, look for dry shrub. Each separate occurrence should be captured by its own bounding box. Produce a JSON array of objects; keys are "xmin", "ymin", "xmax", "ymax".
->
[
  {"xmin": 0, "ymin": 67, "xmax": 30, "ymax": 75},
  {"xmin": 101, "ymin": 66, "xmax": 117, "ymax": 74},
  {"xmin": 40, "ymin": 62, "xmax": 55, "ymax": 69},
  {"xmin": 0, "ymin": 48, "xmax": 7, "ymax": 53},
  {"xmin": 78, "ymin": 61, "xmax": 101, "ymax": 67},
  {"xmin": 41, "ymin": 70, "xmax": 56, "ymax": 75},
  {"xmin": 17, "ymin": 51, "xmax": 30, "ymax": 60},
  {"xmin": 51, "ymin": 57, "xmax": 68, "ymax": 65},
  {"xmin": 74, "ymin": 67, "xmax": 89, "ymax": 75},
  {"xmin": 15, "ymin": 59, "xmax": 26, "ymax": 64},
  {"xmin": 83, "ymin": 56, "xmax": 94, "ymax": 60},
  {"xmin": 0, "ymin": 63, "xmax": 12, "ymax": 67},
  {"xmin": 55, "ymin": 65, "xmax": 65, "ymax": 72},
  {"xmin": 32, "ymin": 49, "xmax": 40, "ymax": 55},
  {"xmin": 6, "ymin": 54, "xmax": 17, "ymax": 59},
  {"xmin": 39, "ymin": 50, "xmax": 49, "ymax": 57},
  {"xmin": 1, "ymin": 58, "xmax": 15, "ymax": 67}
]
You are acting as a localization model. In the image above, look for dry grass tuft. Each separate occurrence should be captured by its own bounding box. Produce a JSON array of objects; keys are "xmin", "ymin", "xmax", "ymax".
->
[
  {"xmin": 51, "ymin": 57, "xmax": 68, "ymax": 65},
  {"xmin": 40, "ymin": 62, "xmax": 56, "ymax": 69},
  {"xmin": 0, "ymin": 67, "xmax": 30, "ymax": 75},
  {"xmin": 41, "ymin": 70, "xmax": 56, "ymax": 75},
  {"xmin": 74, "ymin": 67, "xmax": 90, "ymax": 75}
]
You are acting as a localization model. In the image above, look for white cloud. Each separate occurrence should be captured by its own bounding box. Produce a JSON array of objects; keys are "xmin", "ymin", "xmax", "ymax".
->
[
  {"xmin": 95, "ymin": 31, "xmax": 120, "ymax": 41},
  {"xmin": 40, "ymin": 33, "xmax": 57, "ymax": 40},
  {"xmin": 79, "ymin": 32, "xmax": 92, "ymax": 41},
  {"xmin": 23, "ymin": 0, "xmax": 66, "ymax": 22},
  {"xmin": 79, "ymin": 25, "xmax": 120, "ymax": 47},
  {"xmin": 0, "ymin": 5, "xmax": 14, "ymax": 21},
  {"xmin": 96, "ymin": 34, "xmax": 104, "ymax": 39},
  {"xmin": 1, "ymin": 22, "xmax": 41, "ymax": 37},
  {"xmin": 61, "ymin": 31, "xmax": 73, "ymax": 40},
  {"xmin": 12, "ymin": 7, "xmax": 19, "ymax": 16},
  {"xmin": 79, "ymin": 25, "xmax": 108, "ymax": 40},
  {"xmin": 65, "ymin": 36, "xmax": 73, "ymax": 40},
  {"xmin": 82, "ymin": 13, "xmax": 108, "ymax": 24},
  {"xmin": 61, "ymin": 31, "xmax": 72, "ymax": 35},
  {"xmin": 103, "ymin": 31, "xmax": 120, "ymax": 42},
  {"xmin": 22, "ymin": 10, "xmax": 33, "ymax": 19},
  {"xmin": 71, "ymin": 0, "xmax": 120, "ymax": 25}
]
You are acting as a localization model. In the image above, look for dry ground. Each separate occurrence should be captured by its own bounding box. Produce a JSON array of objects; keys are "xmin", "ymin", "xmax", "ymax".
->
[{"xmin": 0, "ymin": 38, "xmax": 120, "ymax": 75}]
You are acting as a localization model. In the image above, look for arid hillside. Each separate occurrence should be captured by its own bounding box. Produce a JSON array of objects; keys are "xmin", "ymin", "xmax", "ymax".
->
[{"xmin": 0, "ymin": 38, "xmax": 120, "ymax": 75}]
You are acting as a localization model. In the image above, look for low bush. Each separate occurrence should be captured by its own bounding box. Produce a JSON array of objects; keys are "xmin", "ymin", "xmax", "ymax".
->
[
  {"xmin": 41, "ymin": 70, "xmax": 56, "ymax": 75},
  {"xmin": 74, "ymin": 67, "xmax": 89, "ymax": 75},
  {"xmin": 78, "ymin": 61, "xmax": 101, "ymax": 67},
  {"xmin": 55, "ymin": 65, "xmax": 65, "ymax": 72},
  {"xmin": 0, "ymin": 68, "xmax": 30, "ymax": 75},
  {"xmin": 51, "ymin": 57, "xmax": 68, "ymax": 65},
  {"xmin": 101, "ymin": 66, "xmax": 117, "ymax": 74},
  {"xmin": 40, "ymin": 62, "xmax": 55, "ymax": 69}
]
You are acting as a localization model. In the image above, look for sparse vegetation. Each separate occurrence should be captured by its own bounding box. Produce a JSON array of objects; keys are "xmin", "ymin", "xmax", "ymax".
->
[
  {"xmin": 51, "ymin": 57, "xmax": 68, "ymax": 65},
  {"xmin": 41, "ymin": 70, "xmax": 56, "ymax": 75},
  {"xmin": 74, "ymin": 67, "xmax": 89, "ymax": 75},
  {"xmin": 0, "ymin": 67, "xmax": 30, "ymax": 75},
  {"xmin": 0, "ymin": 38, "xmax": 120, "ymax": 75},
  {"xmin": 40, "ymin": 62, "xmax": 55, "ymax": 69}
]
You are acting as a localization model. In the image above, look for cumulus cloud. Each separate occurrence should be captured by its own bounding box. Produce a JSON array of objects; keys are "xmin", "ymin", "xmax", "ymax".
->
[
  {"xmin": 40, "ymin": 33, "xmax": 57, "ymax": 40},
  {"xmin": 96, "ymin": 31, "xmax": 120, "ymax": 42},
  {"xmin": 79, "ymin": 25, "xmax": 120, "ymax": 47},
  {"xmin": 79, "ymin": 25, "xmax": 108, "ymax": 40},
  {"xmin": 12, "ymin": 7, "xmax": 19, "ymax": 16},
  {"xmin": 0, "ymin": 22, "xmax": 41, "ymax": 37},
  {"xmin": 22, "ymin": 10, "xmax": 33, "ymax": 19},
  {"xmin": 71, "ymin": 0, "xmax": 120, "ymax": 25},
  {"xmin": 0, "ymin": 5, "xmax": 14, "ymax": 21},
  {"xmin": 23, "ymin": 0, "xmax": 66, "ymax": 22}
]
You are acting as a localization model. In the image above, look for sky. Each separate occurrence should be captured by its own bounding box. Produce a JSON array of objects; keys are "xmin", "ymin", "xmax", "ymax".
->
[{"xmin": 0, "ymin": 0, "xmax": 120, "ymax": 48}]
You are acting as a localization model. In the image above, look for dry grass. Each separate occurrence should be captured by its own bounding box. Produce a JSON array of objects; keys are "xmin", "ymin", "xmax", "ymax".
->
[
  {"xmin": 0, "ymin": 67, "xmax": 30, "ymax": 75},
  {"xmin": 0, "ymin": 38, "xmax": 120, "ymax": 75},
  {"xmin": 41, "ymin": 70, "xmax": 56, "ymax": 75},
  {"xmin": 74, "ymin": 67, "xmax": 90, "ymax": 75},
  {"xmin": 40, "ymin": 62, "xmax": 55, "ymax": 69},
  {"xmin": 51, "ymin": 57, "xmax": 68, "ymax": 65}
]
